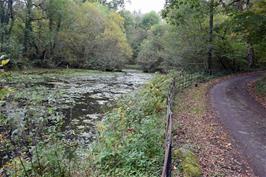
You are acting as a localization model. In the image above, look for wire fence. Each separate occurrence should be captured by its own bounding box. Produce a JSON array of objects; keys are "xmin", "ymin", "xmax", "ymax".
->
[
  {"xmin": 161, "ymin": 77, "xmax": 176, "ymax": 177},
  {"xmin": 161, "ymin": 72, "xmax": 212, "ymax": 177}
]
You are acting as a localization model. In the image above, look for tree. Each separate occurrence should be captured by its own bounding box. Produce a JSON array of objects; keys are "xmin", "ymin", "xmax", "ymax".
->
[
  {"xmin": 163, "ymin": 0, "xmax": 217, "ymax": 73},
  {"xmin": 103, "ymin": 0, "xmax": 126, "ymax": 10},
  {"xmin": 208, "ymin": 0, "xmax": 214, "ymax": 74},
  {"xmin": 0, "ymin": 0, "xmax": 15, "ymax": 53},
  {"xmin": 45, "ymin": 0, "xmax": 68, "ymax": 58},
  {"xmin": 120, "ymin": 10, "xmax": 161, "ymax": 63},
  {"xmin": 137, "ymin": 23, "xmax": 196, "ymax": 72},
  {"xmin": 230, "ymin": 0, "xmax": 266, "ymax": 67},
  {"xmin": 0, "ymin": 0, "xmax": 134, "ymax": 70},
  {"xmin": 58, "ymin": 2, "xmax": 132, "ymax": 70},
  {"xmin": 140, "ymin": 11, "xmax": 160, "ymax": 30},
  {"xmin": 162, "ymin": 0, "xmax": 266, "ymax": 72},
  {"xmin": 86, "ymin": 0, "xmax": 127, "ymax": 10},
  {"xmin": 23, "ymin": 0, "xmax": 33, "ymax": 55},
  {"xmin": 162, "ymin": 0, "xmax": 209, "ymax": 70},
  {"xmin": 137, "ymin": 24, "xmax": 167, "ymax": 72}
]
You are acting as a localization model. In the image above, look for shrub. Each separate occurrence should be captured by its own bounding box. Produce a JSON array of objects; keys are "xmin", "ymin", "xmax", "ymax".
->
[
  {"xmin": 92, "ymin": 74, "xmax": 173, "ymax": 176},
  {"xmin": 255, "ymin": 77, "xmax": 266, "ymax": 96}
]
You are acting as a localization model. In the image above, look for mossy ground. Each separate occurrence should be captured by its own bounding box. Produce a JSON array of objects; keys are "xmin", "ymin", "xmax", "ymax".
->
[{"xmin": 173, "ymin": 147, "xmax": 201, "ymax": 177}]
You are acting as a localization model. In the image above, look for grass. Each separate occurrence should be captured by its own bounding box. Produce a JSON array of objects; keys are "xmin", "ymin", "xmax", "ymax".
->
[
  {"xmin": 251, "ymin": 76, "xmax": 266, "ymax": 108},
  {"xmin": 1, "ymin": 68, "xmax": 107, "ymax": 80},
  {"xmin": 124, "ymin": 64, "xmax": 141, "ymax": 70},
  {"xmin": 255, "ymin": 76, "xmax": 266, "ymax": 96}
]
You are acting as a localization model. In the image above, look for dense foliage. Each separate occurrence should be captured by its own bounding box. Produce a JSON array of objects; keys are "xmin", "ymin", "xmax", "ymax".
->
[
  {"xmin": 0, "ymin": 0, "xmax": 132, "ymax": 71},
  {"xmin": 160, "ymin": 0, "xmax": 266, "ymax": 72},
  {"xmin": 120, "ymin": 10, "xmax": 161, "ymax": 63},
  {"xmin": 135, "ymin": 0, "xmax": 266, "ymax": 73},
  {"xmin": 2, "ymin": 0, "xmax": 264, "ymax": 73}
]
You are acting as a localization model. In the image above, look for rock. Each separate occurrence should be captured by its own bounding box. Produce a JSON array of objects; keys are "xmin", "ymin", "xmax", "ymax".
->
[
  {"xmin": 86, "ymin": 114, "xmax": 100, "ymax": 120},
  {"xmin": 77, "ymin": 125, "xmax": 85, "ymax": 130},
  {"xmin": 80, "ymin": 132, "xmax": 92, "ymax": 138},
  {"xmin": 97, "ymin": 100, "xmax": 108, "ymax": 105},
  {"xmin": 173, "ymin": 147, "xmax": 202, "ymax": 177},
  {"xmin": 83, "ymin": 119, "xmax": 92, "ymax": 124}
]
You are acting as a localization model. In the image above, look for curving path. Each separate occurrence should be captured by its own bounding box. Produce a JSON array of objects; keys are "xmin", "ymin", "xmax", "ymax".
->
[{"xmin": 210, "ymin": 72, "xmax": 266, "ymax": 177}]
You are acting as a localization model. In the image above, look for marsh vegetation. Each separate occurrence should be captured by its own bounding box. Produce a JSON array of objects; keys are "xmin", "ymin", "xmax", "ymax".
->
[{"xmin": 0, "ymin": 69, "xmax": 152, "ymax": 171}]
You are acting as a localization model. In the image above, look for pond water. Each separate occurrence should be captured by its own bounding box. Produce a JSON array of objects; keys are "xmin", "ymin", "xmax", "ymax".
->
[
  {"xmin": 59, "ymin": 70, "xmax": 153, "ymax": 144},
  {"xmin": 0, "ymin": 69, "xmax": 153, "ymax": 166}
]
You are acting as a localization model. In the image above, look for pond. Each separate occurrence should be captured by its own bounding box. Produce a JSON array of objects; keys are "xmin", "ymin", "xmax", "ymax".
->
[{"xmin": 0, "ymin": 69, "xmax": 153, "ymax": 167}]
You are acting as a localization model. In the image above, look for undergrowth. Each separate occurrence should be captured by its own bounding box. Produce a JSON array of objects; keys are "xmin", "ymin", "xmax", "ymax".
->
[
  {"xmin": 255, "ymin": 77, "xmax": 266, "ymax": 96},
  {"xmin": 3, "ymin": 74, "xmax": 173, "ymax": 177},
  {"xmin": 92, "ymin": 74, "xmax": 173, "ymax": 177}
]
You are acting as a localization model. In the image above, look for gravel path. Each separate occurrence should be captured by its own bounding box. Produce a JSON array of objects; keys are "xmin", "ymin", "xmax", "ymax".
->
[{"xmin": 210, "ymin": 73, "xmax": 266, "ymax": 177}]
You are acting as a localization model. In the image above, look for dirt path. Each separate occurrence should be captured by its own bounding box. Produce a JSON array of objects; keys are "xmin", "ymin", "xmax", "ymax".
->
[{"xmin": 210, "ymin": 73, "xmax": 266, "ymax": 177}]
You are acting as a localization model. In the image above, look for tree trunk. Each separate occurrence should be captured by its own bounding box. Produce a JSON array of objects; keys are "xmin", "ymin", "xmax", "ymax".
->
[
  {"xmin": 246, "ymin": 0, "xmax": 250, "ymax": 7},
  {"xmin": 207, "ymin": 0, "xmax": 214, "ymax": 74},
  {"xmin": 0, "ymin": 1, "xmax": 4, "ymax": 52},
  {"xmin": 7, "ymin": 0, "xmax": 14, "ymax": 38},
  {"xmin": 0, "ymin": 0, "xmax": 14, "ymax": 53},
  {"xmin": 245, "ymin": 0, "xmax": 255, "ymax": 68},
  {"xmin": 247, "ymin": 43, "xmax": 255, "ymax": 67},
  {"xmin": 23, "ymin": 0, "xmax": 33, "ymax": 55}
]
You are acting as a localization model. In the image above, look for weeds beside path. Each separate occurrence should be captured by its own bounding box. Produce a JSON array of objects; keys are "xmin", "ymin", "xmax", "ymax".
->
[
  {"xmin": 172, "ymin": 78, "xmax": 255, "ymax": 177},
  {"xmin": 249, "ymin": 75, "xmax": 266, "ymax": 109}
]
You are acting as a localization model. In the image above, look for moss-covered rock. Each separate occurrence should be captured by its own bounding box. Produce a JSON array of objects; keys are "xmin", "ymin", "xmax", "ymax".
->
[
  {"xmin": 0, "ymin": 87, "xmax": 13, "ymax": 100},
  {"xmin": 174, "ymin": 147, "xmax": 202, "ymax": 177}
]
